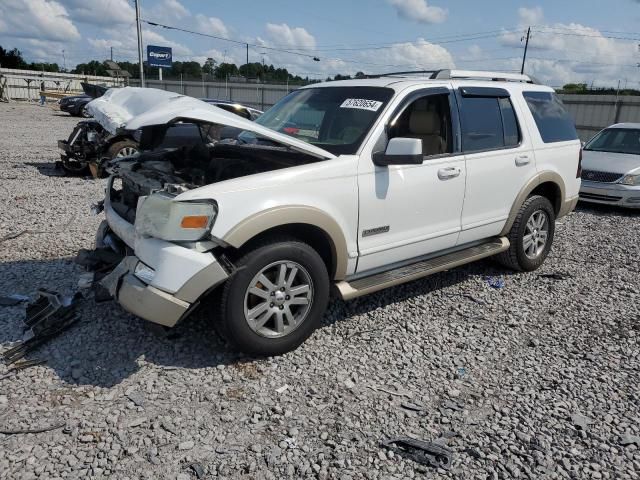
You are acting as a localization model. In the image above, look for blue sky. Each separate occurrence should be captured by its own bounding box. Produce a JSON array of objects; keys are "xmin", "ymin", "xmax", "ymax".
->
[{"xmin": 1, "ymin": 0, "xmax": 639, "ymax": 87}]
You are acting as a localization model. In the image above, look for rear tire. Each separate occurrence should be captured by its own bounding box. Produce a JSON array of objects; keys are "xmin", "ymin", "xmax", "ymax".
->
[
  {"xmin": 217, "ymin": 238, "xmax": 329, "ymax": 355},
  {"xmin": 496, "ymin": 195, "xmax": 555, "ymax": 272}
]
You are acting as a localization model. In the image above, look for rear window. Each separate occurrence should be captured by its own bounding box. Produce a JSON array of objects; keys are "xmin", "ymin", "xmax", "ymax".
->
[{"xmin": 523, "ymin": 92, "xmax": 578, "ymax": 143}]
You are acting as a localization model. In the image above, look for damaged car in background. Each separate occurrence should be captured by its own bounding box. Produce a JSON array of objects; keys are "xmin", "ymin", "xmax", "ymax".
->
[{"xmin": 57, "ymin": 87, "xmax": 262, "ymax": 176}]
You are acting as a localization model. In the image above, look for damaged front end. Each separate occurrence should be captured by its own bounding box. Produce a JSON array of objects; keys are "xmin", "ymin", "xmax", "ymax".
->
[
  {"xmin": 82, "ymin": 89, "xmax": 334, "ymax": 328},
  {"xmin": 57, "ymin": 120, "xmax": 112, "ymax": 175}
]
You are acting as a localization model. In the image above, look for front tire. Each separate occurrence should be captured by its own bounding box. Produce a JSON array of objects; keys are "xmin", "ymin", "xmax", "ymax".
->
[
  {"xmin": 496, "ymin": 195, "xmax": 555, "ymax": 272},
  {"xmin": 217, "ymin": 238, "xmax": 329, "ymax": 355},
  {"xmin": 107, "ymin": 140, "xmax": 139, "ymax": 159}
]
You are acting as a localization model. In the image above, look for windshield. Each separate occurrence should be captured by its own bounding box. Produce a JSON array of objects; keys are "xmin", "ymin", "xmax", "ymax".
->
[
  {"xmin": 585, "ymin": 128, "xmax": 640, "ymax": 155},
  {"xmin": 247, "ymin": 86, "xmax": 394, "ymax": 155}
]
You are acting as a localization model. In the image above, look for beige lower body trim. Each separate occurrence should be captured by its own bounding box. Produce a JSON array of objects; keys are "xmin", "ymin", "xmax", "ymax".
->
[{"xmin": 558, "ymin": 195, "xmax": 579, "ymax": 219}]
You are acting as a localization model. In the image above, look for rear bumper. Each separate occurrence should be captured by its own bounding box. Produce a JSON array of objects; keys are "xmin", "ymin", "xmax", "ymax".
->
[
  {"xmin": 579, "ymin": 181, "xmax": 640, "ymax": 208},
  {"xmin": 100, "ymin": 180, "xmax": 230, "ymax": 326}
]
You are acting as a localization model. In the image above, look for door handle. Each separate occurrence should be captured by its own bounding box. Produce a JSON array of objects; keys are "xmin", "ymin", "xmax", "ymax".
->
[
  {"xmin": 437, "ymin": 167, "xmax": 461, "ymax": 180},
  {"xmin": 515, "ymin": 155, "xmax": 531, "ymax": 167}
]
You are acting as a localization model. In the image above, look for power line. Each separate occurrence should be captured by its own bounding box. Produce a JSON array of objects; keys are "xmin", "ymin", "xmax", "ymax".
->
[{"xmin": 141, "ymin": 19, "xmax": 320, "ymax": 60}]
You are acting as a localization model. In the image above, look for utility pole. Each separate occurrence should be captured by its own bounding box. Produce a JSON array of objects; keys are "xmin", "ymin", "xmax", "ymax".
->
[
  {"xmin": 110, "ymin": 46, "xmax": 113, "ymax": 61},
  {"xmin": 135, "ymin": 0, "xmax": 145, "ymax": 87},
  {"xmin": 62, "ymin": 49, "xmax": 66, "ymax": 72},
  {"xmin": 246, "ymin": 43, "xmax": 249, "ymax": 79},
  {"xmin": 521, "ymin": 26, "xmax": 531, "ymax": 75}
]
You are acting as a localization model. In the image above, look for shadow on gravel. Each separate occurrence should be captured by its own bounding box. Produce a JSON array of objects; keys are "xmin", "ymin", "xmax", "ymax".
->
[
  {"xmin": 321, "ymin": 258, "xmax": 509, "ymax": 330},
  {"xmin": 0, "ymin": 257, "xmax": 242, "ymax": 389},
  {"xmin": 23, "ymin": 161, "xmax": 67, "ymax": 177},
  {"xmin": 0, "ymin": 255, "xmax": 513, "ymax": 388},
  {"xmin": 575, "ymin": 202, "xmax": 639, "ymax": 217}
]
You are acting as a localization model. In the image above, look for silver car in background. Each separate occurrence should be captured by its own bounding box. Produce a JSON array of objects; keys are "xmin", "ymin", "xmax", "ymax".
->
[{"xmin": 579, "ymin": 123, "xmax": 640, "ymax": 208}]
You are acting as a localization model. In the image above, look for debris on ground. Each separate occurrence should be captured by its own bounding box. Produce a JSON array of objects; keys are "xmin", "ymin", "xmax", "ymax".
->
[
  {"xmin": 126, "ymin": 390, "xmax": 145, "ymax": 407},
  {"xmin": 380, "ymin": 436, "xmax": 453, "ymax": 470},
  {"xmin": 400, "ymin": 400, "xmax": 426, "ymax": 412},
  {"xmin": 0, "ymin": 294, "xmax": 30, "ymax": 306},
  {"xmin": 0, "ymin": 421, "xmax": 66, "ymax": 435},
  {"xmin": 570, "ymin": 413, "xmax": 594, "ymax": 431},
  {"xmin": 1, "ymin": 289, "xmax": 81, "ymax": 364},
  {"xmin": 188, "ymin": 462, "xmax": 206, "ymax": 478},
  {"xmin": 486, "ymin": 276, "xmax": 505, "ymax": 289},
  {"xmin": 0, "ymin": 359, "xmax": 47, "ymax": 380},
  {"xmin": 441, "ymin": 399, "xmax": 464, "ymax": 412}
]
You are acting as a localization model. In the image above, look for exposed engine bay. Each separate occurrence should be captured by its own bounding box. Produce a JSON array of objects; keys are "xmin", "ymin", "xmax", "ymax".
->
[{"xmin": 106, "ymin": 130, "xmax": 322, "ymax": 224}]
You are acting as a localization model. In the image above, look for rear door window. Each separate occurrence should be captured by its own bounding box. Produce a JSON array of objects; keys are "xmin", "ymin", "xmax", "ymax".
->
[
  {"xmin": 459, "ymin": 94, "xmax": 521, "ymax": 152},
  {"xmin": 523, "ymin": 92, "xmax": 578, "ymax": 143}
]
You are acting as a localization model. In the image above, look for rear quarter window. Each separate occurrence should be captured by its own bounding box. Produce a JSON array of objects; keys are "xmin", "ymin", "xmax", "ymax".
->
[{"xmin": 523, "ymin": 92, "xmax": 578, "ymax": 143}]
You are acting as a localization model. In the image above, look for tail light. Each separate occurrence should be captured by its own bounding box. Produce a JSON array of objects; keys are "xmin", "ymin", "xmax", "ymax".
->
[{"xmin": 577, "ymin": 146, "xmax": 583, "ymax": 178}]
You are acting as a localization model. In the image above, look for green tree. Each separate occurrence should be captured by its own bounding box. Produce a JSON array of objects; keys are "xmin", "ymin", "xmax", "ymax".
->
[
  {"xmin": 215, "ymin": 62, "xmax": 239, "ymax": 79},
  {"xmin": 0, "ymin": 46, "xmax": 28, "ymax": 69},
  {"xmin": 72, "ymin": 60, "xmax": 108, "ymax": 76}
]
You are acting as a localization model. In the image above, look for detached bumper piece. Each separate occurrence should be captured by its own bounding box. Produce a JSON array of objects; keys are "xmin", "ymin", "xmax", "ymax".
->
[
  {"xmin": 380, "ymin": 437, "xmax": 453, "ymax": 470},
  {"xmin": 2, "ymin": 290, "xmax": 81, "ymax": 364}
]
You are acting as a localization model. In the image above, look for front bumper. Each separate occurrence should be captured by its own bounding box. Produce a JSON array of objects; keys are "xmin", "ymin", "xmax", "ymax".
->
[
  {"xmin": 100, "ymin": 179, "xmax": 230, "ymax": 327},
  {"xmin": 579, "ymin": 181, "xmax": 640, "ymax": 208}
]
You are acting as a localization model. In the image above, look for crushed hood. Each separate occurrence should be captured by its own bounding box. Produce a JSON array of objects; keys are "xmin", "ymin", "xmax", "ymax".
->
[{"xmin": 87, "ymin": 87, "xmax": 336, "ymax": 160}]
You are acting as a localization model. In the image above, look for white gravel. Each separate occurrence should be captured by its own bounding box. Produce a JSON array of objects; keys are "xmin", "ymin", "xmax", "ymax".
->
[{"xmin": 0, "ymin": 102, "xmax": 639, "ymax": 479}]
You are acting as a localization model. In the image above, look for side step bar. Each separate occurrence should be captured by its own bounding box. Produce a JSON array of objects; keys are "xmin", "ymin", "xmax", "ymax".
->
[{"xmin": 336, "ymin": 237, "xmax": 510, "ymax": 300}]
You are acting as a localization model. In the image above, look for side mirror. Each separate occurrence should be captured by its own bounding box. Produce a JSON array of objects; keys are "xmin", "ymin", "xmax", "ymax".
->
[{"xmin": 373, "ymin": 137, "xmax": 423, "ymax": 166}]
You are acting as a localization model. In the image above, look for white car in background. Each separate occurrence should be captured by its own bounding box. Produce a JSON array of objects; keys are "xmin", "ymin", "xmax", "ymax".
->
[{"xmin": 579, "ymin": 123, "xmax": 640, "ymax": 208}]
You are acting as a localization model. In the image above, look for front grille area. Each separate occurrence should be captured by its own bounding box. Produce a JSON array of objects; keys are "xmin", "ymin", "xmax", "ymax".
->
[
  {"xmin": 579, "ymin": 192, "xmax": 622, "ymax": 202},
  {"xmin": 581, "ymin": 170, "xmax": 624, "ymax": 183}
]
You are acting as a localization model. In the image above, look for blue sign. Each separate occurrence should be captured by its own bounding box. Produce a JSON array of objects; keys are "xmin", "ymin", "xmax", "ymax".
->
[{"xmin": 147, "ymin": 45, "xmax": 172, "ymax": 68}]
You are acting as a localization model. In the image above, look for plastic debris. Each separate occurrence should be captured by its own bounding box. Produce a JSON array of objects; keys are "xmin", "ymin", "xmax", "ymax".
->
[
  {"xmin": 486, "ymin": 276, "xmax": 505, "ymax": 289},
  {"xmin": 275, "ymin": 385, "xmax": 289, "ymax": 394},
  {"xmin": 0, "ymin": 294, "xmax": 30, "ymax": 306},
  {"xmin": 188, "ymin": 462, "xmax": 206, "ymax": 479},
  {"xmin": 380, "ymin": 436, "xmax": 453, "ymax": 470},
  {"xmin": 400, "ymin": 401, "xmax": 426, "ymax": 412},
  {"xmin": 1, "ymin": 289, "xmax": 81, "ymax": 364}
]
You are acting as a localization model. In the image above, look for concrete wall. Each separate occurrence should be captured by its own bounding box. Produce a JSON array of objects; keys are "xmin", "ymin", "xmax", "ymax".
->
[
  {"xmin": 130, "ymin": 78, "xmax": 295, "ymax": 111},
  {"xmin": 558, "ymin": 94, "xmax": 640, "ymax": 142},
  {"xmin": 0, "ymin": 68, "xmax": 126, "ymax": 101}
]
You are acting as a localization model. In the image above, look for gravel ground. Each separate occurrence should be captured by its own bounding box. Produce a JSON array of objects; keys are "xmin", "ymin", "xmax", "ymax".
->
[{"xmin": 0, "ymin": 102, "xmax": 639, "ymax": 480}]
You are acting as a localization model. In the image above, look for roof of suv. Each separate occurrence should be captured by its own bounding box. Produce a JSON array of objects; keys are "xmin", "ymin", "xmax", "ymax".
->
[{"xmin": 300, "ymin": 70, "xmax": 554, "ymax": 93}]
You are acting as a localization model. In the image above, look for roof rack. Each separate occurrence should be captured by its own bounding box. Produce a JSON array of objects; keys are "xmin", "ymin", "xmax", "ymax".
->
[{"xmin": 373, "ymin": 69, "xmax": 538, "ymax": 84}]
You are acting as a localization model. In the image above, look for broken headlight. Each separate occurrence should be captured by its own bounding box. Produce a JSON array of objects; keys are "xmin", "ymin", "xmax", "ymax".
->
[{"xmin": 135, "ymin": 192, "xmax": 217, "ymax": 242}]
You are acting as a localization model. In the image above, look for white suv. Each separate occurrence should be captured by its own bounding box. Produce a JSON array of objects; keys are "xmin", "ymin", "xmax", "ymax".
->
[{"xmin": 95, "ymin": 70, "xmax": 581, "ymax": 355}]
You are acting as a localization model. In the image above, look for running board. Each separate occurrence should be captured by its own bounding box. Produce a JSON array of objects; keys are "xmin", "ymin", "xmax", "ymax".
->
[{"xmin": 336, "ymin": 237, "xmax": 510, "ymax": 300}]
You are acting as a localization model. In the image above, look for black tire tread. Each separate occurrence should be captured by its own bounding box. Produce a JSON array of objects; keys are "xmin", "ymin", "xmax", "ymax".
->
[
  {"xmin": 495, "ymin": 195, "xmax": 554, "ymax": 271},
  {"xmin": 216, "ymin": 235, "xmax": 328, "ymax": 355}
]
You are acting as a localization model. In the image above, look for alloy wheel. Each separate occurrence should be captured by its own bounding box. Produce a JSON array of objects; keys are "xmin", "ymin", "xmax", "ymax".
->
[
  {"xmin": 116, "ymin": 147, "xmax": 138, "ymax": 158},
  {"xmin": 523, "ymin": 210, "xmax": 549, "ymax": 259},
  {"xmin": 243, "ymin": 261, "xmax": 314, "ymax": 338}
]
